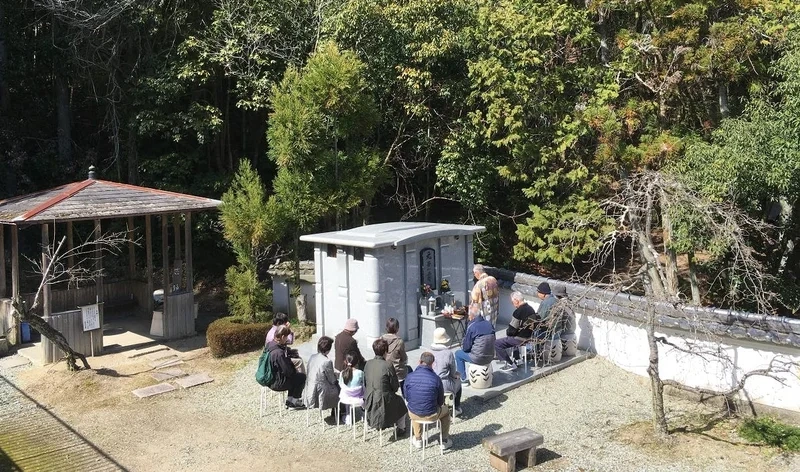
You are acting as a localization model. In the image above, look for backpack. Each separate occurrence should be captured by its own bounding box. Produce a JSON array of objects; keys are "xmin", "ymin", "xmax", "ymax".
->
[{"xmin": 255, "ymin": 347, "xmax": 274, "ymax": 387}]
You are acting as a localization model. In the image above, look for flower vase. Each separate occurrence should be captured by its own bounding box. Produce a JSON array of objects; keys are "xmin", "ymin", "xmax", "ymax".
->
[{"xmin": 419, "ymin": 296, "xmax": 429, "ymax": 316}]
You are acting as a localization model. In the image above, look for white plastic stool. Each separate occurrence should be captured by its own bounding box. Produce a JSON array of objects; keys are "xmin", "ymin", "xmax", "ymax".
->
[
  {"xmin": 337, "ymin": 397, "xmax": 364, "ymax": 439},
  {"xmin": 306, "ymin": 404, "xmax": 326, "ymax": 432},
  {"xmin": 260, "ymin": 386, "xmax": 287, "ymax": 417},
  {"xmin": 363, "ymin": 417, "xmax": 397, "ymax": 447},
  {"xmin": 467, "ymin": 363, "xmax": 493, "ymax": 389},
  {"xmin": 409, "ymin": 418, "xmax": 443, "ymax": 460}
]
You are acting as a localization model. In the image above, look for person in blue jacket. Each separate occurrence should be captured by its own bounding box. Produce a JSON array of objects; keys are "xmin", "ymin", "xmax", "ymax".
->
[
  {"xmin": 454, "ymin": 307, "xmax": 496, "ymax": 385},
  {"xmin": 402, "ymin": 352, "xmax": 452, "ymax": 450}
]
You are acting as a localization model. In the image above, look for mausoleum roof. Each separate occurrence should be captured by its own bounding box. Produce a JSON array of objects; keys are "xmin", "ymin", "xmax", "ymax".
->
[{"xmin": 299, "ymin": 222, "xmax": 485, "ymax": 249}]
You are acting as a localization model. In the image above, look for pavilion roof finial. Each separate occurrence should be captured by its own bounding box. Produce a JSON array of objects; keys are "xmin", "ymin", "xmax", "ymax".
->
[{"xmin": 88, "ymin": 165, "xmax": 97, "ymax": 180}]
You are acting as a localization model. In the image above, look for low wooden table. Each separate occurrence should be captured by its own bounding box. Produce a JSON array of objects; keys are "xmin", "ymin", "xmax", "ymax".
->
[{"xmin": 482, "ymin": 427, "xmax": 544, "ymax": 472}]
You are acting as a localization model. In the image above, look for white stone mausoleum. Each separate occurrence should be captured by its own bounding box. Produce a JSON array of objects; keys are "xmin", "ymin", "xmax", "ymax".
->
[{"xmin": 300, "ymin": 222, "xmax": 485, "ymax": 349}]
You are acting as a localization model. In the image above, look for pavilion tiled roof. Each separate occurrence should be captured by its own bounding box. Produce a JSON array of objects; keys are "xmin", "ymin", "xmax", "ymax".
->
[{"xmin": 0, "ymin": 179, "xmax": 221, "ymax": 224}]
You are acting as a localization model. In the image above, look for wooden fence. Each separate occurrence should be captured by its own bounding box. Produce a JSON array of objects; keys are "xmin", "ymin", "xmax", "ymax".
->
[
  {"xmin": 42, "ymin": 309, "xmax": 103, "ymax": 364},
  {"xmin": 21, "ymin": 279, "xmax": 149, "ymax": 316},
  {"xmin": 163, "ymin": 291, "xmax": 195, "ymax": 339}
]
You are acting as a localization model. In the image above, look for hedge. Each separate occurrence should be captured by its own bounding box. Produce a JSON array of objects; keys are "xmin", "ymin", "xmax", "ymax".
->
[{"xmin": 207, "ymin": 317, "xmax": 270, "ymax": 358}]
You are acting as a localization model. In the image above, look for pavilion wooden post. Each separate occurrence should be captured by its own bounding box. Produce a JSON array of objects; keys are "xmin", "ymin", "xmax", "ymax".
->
[
  {"xmin": 42, "ymin": 223, "xmax": 51, "ymax": 318},
  {"xmin": 95, "ymin": 219, "xmax": 104, "ymax": 350},
  {"xmin": 184, "ymin": 212, "xmax": 193, "ymax": 293},
  {"xmin": 162, "ymin": 215, "xmax": 170, "ymax": 296},
  {"xmin": 173, "ymin": 215, "xmax": 181, "ymax": 260},
  {"xmin": 0, "ymin": 225, "xmax": 5, "ymax": 298},
  {"xmin": 127, "ymin": 217, "xmax": 136, "ymax": 278},
  {"xmin": 145, "ymin": 215, "xmax": 153, "ymax": 315},
  {"xmin": 9, "ymin": 225, "xmax": 19, "ymax": 344},
  {"xmin": 66, "ymin": 221, "xmax": 74, "ymax": 269}
]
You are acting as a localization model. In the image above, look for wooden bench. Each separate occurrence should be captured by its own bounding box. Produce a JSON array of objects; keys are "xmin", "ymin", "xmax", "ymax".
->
[{"xmin": 482, "ymin": 428, "xmax": 544, "ymax": 472}]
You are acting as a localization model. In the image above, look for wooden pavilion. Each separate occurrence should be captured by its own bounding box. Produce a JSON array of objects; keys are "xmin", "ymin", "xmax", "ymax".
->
[{"xmin": 0, "ymin": 167, "xmax": 220, "ymax": 362}]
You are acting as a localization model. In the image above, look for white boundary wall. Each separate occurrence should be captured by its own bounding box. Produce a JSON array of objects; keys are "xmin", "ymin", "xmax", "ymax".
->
[{"xmin": 494, "ymin": 282, "xmax": 800, "ymax": 414}]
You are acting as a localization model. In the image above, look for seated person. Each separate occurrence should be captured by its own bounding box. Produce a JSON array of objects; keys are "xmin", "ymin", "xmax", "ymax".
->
[
  {"xmin": 381, "ymin": 318, "xmax": 410, "ymax": 384},
  {"xmin": 534, "ymin": 282, "xmax": 557, "ymax": 338},
  {"xmin": 303, "ymin": 336, "xmax": 339, "ymax": 421},
  {"xmin": 495, "ymin": 291, "xmax": 537, "ymax": 371},
  {"xmin": 364, "ymin": 339, "xmax": 408, "ymax": 436},
  {"xmin": 335, "ymin": 318, "xmax": 366, "ymax": 371},
  {"xmin": 338, "ymin": 352, "xmax": 365, "ymax": 425},
  {"xmin": 454, "ymin": 309, "xmax": 496, "ymax": 385},
  {"xmin": 429, "ymin": 328, "xmax": 462, "ymax": 416},
  {"xmin": 402, "ymin": 352, "xmax": 453, "ymax": 450},
  {"xmin": 267, "ymin": 325, "xmax": 306, "ymax": 409},
  {"xmin": 265, "ymin": 312, "xmax": 305, "ymax": 374}
]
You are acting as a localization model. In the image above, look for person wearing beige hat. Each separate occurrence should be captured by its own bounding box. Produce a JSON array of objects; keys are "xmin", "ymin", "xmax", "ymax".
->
[
  {"xmin": 335, "ymin": 318, "xmax": 365, "ymax": 372},
  {"xmin": 430, "ymin": 328, "xmax": 462, "ymax": 416}
]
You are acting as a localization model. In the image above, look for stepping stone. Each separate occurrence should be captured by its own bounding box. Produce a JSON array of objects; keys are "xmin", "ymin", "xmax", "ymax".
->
[
  {"xmin": 132, "ymin": 382, "xmax": 176, "ymax": 398},
  {"xmin": 150, "ymin": 368, "xmax": 187, "ymax": 382},
  {"xmin": 145, "ymin": 351, "xmax": 179, "ymax": 362},
  {"xmin": 127, "ymin": 345, "xmax": 170, "ymax": 358},
  {"xmin": 0, "ymin": 356, "xmax": 31, "ymax": 369},
  {"xmin": 175, "ymin": 373, "xmax": 214, "ymax": 389},
  {"xmin": 148, "ymin": 357, "xmax": 183, "ymax": 369}
]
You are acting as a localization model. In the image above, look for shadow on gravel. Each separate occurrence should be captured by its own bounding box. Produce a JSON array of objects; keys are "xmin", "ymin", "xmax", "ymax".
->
[
  {"xmin": 460, "ymin": 393, "xmax": 508, "ymax": 421},
  {"xmin": 451, "ymin": 423, "xmax": 503, "ymax": 449},
  {"xmin": 537, "ymin": 447, "xmax": 562, "ymax": 465}
]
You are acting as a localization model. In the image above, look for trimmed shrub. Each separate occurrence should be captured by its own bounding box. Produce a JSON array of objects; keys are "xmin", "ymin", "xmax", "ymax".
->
[
  {"xmin": 739, "ymin": 416, "xmax": 800, "ymax": 451},
  {"xmin": 207, "ymin": 316, "xmax": 270, "ymax": 358}
]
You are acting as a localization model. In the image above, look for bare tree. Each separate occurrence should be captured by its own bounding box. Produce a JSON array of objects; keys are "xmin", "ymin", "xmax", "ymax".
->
[
  {"xmin": 576, "ymin": 170, "xmax": 796, "ymax": 436},
  {"xmin": 10, "ymin": 230, "xmax": 130, "ymax": 371}
]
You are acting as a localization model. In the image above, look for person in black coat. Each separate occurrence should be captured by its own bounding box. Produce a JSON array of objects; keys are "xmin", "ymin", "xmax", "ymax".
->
[{"xmin": 267, "ymin": 325, "xmax": 306, "ymax": 409}]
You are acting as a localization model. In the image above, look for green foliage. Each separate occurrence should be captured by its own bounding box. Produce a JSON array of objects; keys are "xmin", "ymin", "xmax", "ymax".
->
[
  {"xmin": 739, "ymin": 416, "xmax": 800, "ymax": 451},
  {"xmin": 225, "ymin": 265, "xmax": 272, "ymax": 323},
  {"xmin": 206, "ymin": 316, "xmax": 271, "ymax": 358},
  {"xmin": 267, "ymin": 42, "xmax": 387, "ymax": 230}
]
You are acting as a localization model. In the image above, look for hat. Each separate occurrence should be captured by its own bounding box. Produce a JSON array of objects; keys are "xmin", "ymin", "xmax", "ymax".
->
[
  {"xmin": 537, "ymin": 282, "xmax": 551, "ymax": 295},
  {"xmin": 344, "ymin": 318, "xmax": 359, "ymax": 331},
  {"xmin": 432, "ymin": 327, "xmax": 451, "ymax": 345},
  {"xmin": 552, "ymin": 285, "xmax": 567, "ymax": 298}
]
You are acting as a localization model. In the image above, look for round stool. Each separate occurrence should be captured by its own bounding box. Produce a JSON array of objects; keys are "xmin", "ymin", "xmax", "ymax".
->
[
  {"xmin": 467, "ymin": 363, "xmax": 493, "ymax": 389},
  {"xmin": 543, "ymin": 338, "xmax": 562, "ymax": 364},
  {"xmin": 337, "ymin": 397, "xmax": 364, "ymax": 439},
  {"xmin": 561, "ymin": 333, "xmax": 578, "ymax": 356}
]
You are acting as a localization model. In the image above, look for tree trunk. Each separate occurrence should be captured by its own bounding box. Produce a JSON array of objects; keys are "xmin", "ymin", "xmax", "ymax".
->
[
  {"xmin": 127, "ymin": 126, "xmax": 139, "ymax": 185},
  {"xmin": 0, "ymin": 3, "xmax": 9, "ymax": 114},
  {"xmin": 718, "ymin": 82, "xmax": 730, "ymax": 119},
  {"xmin": 645, "ymin": 304, "xmax": 669, "ymax": 436},
  {"xmin": 55, "ymin": 74, "xmax": 73, "ymax": 165},
  {"xmin": 660, "ymin": 189, "xmax": 679, "ymax": 299},
  {"xmin": 687, "ymin": 251, "xmax": 701, "ymax": 305},
  {"xmin": 11, "ymin": 300, "xmax": 89, "ymax": 371}
]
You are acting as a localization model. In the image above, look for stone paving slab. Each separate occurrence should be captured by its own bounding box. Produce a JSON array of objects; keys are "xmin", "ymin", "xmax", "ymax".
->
[
  {"xmin": 126, "ymin": 344, "xmax": 170, "ymax": 358},
  {"xmin": 132, "ymin": 382, "xmax": 176, "ymax": 398},
  {"xmin": 0, "ymin": 355, "xmax": 32, "ymax": 369},
  {"xmin": 148, "ymin": 358, "xmax": 184, "ymax": 369},
  {"xmin": 174, "ymin": 373, "xmax": 214, "ymax": 389},
  {"xmin": 145, "ymin": 351, "xmax": 179, "ymax": 362},
  {"xmin": 150, "ymin": 368, "xmax": 188, "ymax": 382}
]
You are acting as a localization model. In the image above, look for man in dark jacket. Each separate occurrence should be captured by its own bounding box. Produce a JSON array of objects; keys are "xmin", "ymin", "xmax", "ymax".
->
[
  {"xmin": 495, "ymin": 291, "xmax": 537, "ymax": 371},
  {"xmin": 534, "ymin": 282, "xmax": 557, "ymax": 337},
  {"xmin": 454, "ymin": 309, "xmax": 496, "ymax": 385},
  {"xmin": 334, "ymin": 318, "xmax": 365, "ymax": 371},
  {"xmin": 267, "ymin": 325, "xmax": 306, "ymax": 409},
  {"xmin": 402, "ymin": 352, "xmax": 452, "ymax": 450}
]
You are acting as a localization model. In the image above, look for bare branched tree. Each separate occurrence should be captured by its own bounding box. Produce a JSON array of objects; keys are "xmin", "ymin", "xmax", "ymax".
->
[
  {"xmin": 11, "ymin": 230, "xmax": 131, "ymax": 371},
  {"xmin": 574, "ymin": 170, "xmax": 795, "ymax": 436}
]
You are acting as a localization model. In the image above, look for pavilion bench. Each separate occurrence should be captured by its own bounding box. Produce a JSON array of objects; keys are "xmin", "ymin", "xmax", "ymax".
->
[{"xmin": 482, "ymin": 427, "xmax": 544, "ymax": 472}]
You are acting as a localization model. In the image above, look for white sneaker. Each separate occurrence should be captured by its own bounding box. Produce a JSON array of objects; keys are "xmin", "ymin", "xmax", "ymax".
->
[
  {"xmin": 454, "ymin": 407, "xmax": 462, "ymax": 417},
  {"xmin": 440, "ymin": 438, "xmax": 453, "ymax": 450},
  {"xmin": 412, "ymin": 438, "xmax": 423, "ymax": 449}
]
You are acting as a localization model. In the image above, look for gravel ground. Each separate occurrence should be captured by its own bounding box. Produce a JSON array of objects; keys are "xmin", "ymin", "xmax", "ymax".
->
[{"xmin": 3, "ymin": 347, "xmax": 798, "ymax": 472}]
